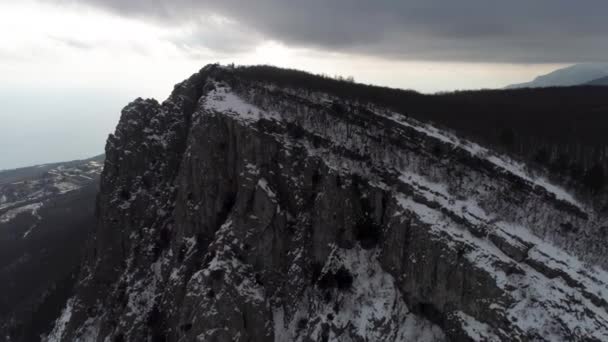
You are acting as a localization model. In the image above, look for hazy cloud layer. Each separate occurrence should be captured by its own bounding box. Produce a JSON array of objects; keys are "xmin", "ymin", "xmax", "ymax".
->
[{"xmin": 49, "ymin": 0, "xmax": 608, "ymax": 63}]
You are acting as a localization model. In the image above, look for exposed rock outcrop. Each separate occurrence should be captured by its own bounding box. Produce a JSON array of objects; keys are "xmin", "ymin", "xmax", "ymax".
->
[{"xmin": 47, "ymin": 65, "xmax": 608, "ymax": 341}]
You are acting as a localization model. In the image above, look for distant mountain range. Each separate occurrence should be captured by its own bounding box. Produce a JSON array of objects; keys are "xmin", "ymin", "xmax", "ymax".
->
[
  {"xmin": 506, "ymin": 63, "xmax": 608, "ymax": 88},
  {"xmin": 586, "ymin": 75, "xmax": 608, "ymax": 86}
]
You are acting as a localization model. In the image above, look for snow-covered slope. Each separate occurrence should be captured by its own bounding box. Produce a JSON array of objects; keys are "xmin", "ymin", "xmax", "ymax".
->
[
  {"xmin": 0, "ymin": 156, "xmax": 103, "ymax": 341},
  {"xmin": 0, "ymin": 157, "xmax": 103, "ymax": 218},
  {"xmin": 47, "ymin": 65, "xmax": 608, "ymax": 341}
]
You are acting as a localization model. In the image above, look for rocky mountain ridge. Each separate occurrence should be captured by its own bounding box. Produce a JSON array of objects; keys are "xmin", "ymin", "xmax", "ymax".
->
[
  {"xmin": 506, "ymin": 63, "xmax": 608, "ymax": 88},
  {"xmin": 45, "ymin": 65, "xmax": 608, "ymax": 341}
]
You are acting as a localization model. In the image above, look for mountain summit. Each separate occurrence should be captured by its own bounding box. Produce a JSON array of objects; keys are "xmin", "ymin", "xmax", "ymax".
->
[
  {"xmin": 506, "ymin": 63, "xmax": 608, "ymax": 88},
  {"xmin": 42, "ymin": 65, "xmax": 608, "ymax": 341}
]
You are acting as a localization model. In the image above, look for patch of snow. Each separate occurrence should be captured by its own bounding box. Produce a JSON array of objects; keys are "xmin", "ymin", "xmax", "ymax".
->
[
  {"xmin": 46, "ymin": 297, "xmax": 74, "ymax": 342},
  {"xmin": 274, "ymin": 246, "xmax": 445, "ymax": 341},
  {"xmin": 118, "ymin": 201, "xmax": 131, "ymax": 210},
  {"xmin": 0, "ymin": 202, "xmax": 43, "ymax": 223},
  {"xmin": 76, "ymin": 317, "xmax": 101, "ymax": 342},
  {"xmin": 272, "ymin": 307, "xmax": 289, "ymax": 342},
  {"xmin": 257, "ymin": 178, "xmax": 276, "ymax": 199},
  {"xmin": 455, "ymin": 311, "xmax": 499, "ymax": 340},
  {"xmin": 396, "ymin": 192, "xmax": 608, "ymax": 339},
  {"xmin": 204, "ymin": 83, "xmax": 281, "ymax": 122},
  {"xmin": 146, "ymin": 133, "xmax": 169, "ymax": 149},
  {"xmin": 496, "ymin": 221, "xmax": 608, "ymax": 302},
  {"xmin": 398, "ymin": 171, "xmax": 490, "ymax": 225},
  {"xmin": 245, "ymin": 163, "xmax": 259, "ymax": 173},
  {"xmin": 383, "ymin": 111, "xmax": 583, "ymax": 210},
  {"xmin": 199, "ymin": 219, "xmax": 266, "ymax": 304},
  {"xmin": 53, "ymin": 181, "xmax": 80, "ymax": 194},
  {"xmin": 506, "ymin": 264, "xmax": 608, "ymax": 341},
  {"xmin": 487, "ymin": 155, "xmax": 581, "ymax": 208},
  {"xmin": 125, "ymin": 277, "xmax": 158, "ymax": 325},
  {"xmin": 22, "ymin": 223, "xmax": 38, "ymax": 238}
]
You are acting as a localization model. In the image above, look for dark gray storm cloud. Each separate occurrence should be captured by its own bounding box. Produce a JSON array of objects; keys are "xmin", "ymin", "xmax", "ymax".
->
[{"xmin": 50, "ymin": 0, "xmax": 608, "ymax": 63}]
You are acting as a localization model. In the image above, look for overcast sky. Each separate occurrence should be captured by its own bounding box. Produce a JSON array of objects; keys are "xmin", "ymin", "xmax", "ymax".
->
[{"xmin": 1, "ymin": 0, "xmax": 607, "ymax": 169}]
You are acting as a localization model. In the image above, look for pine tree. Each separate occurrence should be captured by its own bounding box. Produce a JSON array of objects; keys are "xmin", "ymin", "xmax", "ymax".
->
[{"xmin": 583, "ymin": 163, "xmax": 605, "ymax": 193}]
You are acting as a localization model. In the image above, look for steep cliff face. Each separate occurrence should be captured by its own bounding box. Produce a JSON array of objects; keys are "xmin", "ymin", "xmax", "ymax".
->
[{"xmin": 47, "ymin": 65, "xmax": 608, "ymax": 341}]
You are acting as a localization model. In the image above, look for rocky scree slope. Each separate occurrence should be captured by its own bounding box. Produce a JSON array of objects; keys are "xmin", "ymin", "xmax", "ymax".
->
[{"xmin": 47, "ymin": 65, "xmax": 608, "ymax": 341}]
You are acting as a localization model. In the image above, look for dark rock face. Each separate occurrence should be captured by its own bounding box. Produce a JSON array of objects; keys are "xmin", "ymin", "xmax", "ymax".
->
[
  {"xmin": 46, "ymin": 65, "xmax": 608, "ymax": 341},
  {"xmin": 0, "ymin": 156, "xmax": 103, "ymax": 341}
]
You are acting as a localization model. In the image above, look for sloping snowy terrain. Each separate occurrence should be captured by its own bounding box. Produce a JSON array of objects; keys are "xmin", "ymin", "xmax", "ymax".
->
[
  {"xmin": 0, "ymin": 156, "xmax": 103, "ymax": 341},
  {"xmin": 0, "ymin": 157, "xmax": 103, "ymax": 224}
]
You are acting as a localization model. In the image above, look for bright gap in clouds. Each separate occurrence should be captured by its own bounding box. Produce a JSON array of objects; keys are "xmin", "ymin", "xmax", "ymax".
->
[
  {"xmin": 0, "ymin": 0, "xmax": 209, "ymax": 99},
  {"xmin": 0, "ymin": 0, "xmax": 564, "ymax": 169},
  {"xmin": 243, "ymin": 42, "xmax": 565, "ymax": 93}
]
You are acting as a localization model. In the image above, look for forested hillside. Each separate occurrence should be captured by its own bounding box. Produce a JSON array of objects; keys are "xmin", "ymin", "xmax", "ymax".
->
[{"xmin": 235, "ymin": 65, "xmax": 608, "ymax": 204}]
